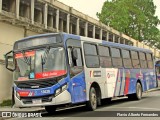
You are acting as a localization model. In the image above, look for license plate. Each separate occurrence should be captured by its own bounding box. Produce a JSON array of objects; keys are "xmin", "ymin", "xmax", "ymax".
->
[{"xmin": 32, "ymin": 99, "xmax": 42, "ymax": 104}]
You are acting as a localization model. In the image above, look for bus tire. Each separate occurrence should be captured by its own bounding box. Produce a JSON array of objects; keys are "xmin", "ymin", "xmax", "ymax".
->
[
  {"xmin": 128, "ymin": 82, "xmax": 142, "ymax": 100},
  {"xmin": 86, "ymin": 87, "xmax": 97, "ymax": 111},
  {"xmin": 135, "ymin": 82, "xmax": 142, "ymax": 100},
  {"xmin": 45, "ymin": 106, "xmax": 56, "ymax": 114}
]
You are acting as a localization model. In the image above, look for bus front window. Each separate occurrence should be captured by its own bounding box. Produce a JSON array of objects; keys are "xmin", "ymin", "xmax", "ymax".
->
[
  {"xmin": 35, "ymin": 47, "xmax": 67, "ymax": 79},
  {"xmin": 14, "ymin": 51, "xmax": 35, "ymax": 81},
  {"xmin": 14, "ymin": 47, "xmax": 67, "ymax": 81}
]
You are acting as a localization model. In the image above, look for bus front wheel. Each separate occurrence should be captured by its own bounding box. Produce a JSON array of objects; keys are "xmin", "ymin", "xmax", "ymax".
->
[
  {"xmin": 86, "ymin": 87, "xmax": 97, "ymax": 111},
  {"xmin": 45, "ymin": 106, "xmax": 56, "ymax": 114}
]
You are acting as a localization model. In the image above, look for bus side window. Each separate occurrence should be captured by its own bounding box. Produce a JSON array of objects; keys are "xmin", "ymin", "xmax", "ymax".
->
[
  {"xmin": 71, "ymin": 48, "xmax": 83, "ymax": 67},
  {"xmin": 146, "ymin": 53, "xmax": 153, "ymax": 69},
  {"xmin": 131, "ymin": 51, "xmax": 140, "ymax": 68},
  {"xmin": 122, "ymin": 49, "xmax": 132, "ymax": 68},
  {"xmin": 98, "ymin": 45, "xmax": 112, "ymax": 68},
  {"xmin": 139, "ymin": 52, "xmax": 147, "ymax": 68},
  {"xmin": 111, "ymin": 47, "xmax": 123, "ymax": 68},
  {"xmin": 68, "ymin": 47, "xmax": 83, "ymax": 76}
]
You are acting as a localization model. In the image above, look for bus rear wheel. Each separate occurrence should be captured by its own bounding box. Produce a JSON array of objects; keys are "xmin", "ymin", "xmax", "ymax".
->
[
  {"xmin": 135, "ymin": 82, "xmax": 142, "ymax": 100},
  {"xmin": 128, "ymin": 82, "xmax": 142, "ymax": 100},
  {"xmin": 86, "ymin": 87, "xmax": 97, "ymax": 111},
  {"xmin": 45, "ymin": 106, "xmax": 56, "ymax": 114}
]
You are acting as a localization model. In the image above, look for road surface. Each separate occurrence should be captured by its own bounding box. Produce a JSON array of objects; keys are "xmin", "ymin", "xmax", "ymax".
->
[{"xmin": 2, "ymin": 89, "xmax": 160, "ymax": 120}]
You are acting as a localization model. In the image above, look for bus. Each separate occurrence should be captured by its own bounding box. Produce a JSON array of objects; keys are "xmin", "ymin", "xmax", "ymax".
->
[{"xmin": 5, "ymin": 32, "xmax": 158, "ymax": 113}]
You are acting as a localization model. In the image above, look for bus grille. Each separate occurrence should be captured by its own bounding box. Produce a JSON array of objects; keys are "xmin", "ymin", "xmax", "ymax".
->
[
  {"xmin": 16, "ymin": 79, "xmax": 57, "ymax": 89},
  {"xmin": 21, "ymin": 95, "xmax": 53, "ymax": 104}
]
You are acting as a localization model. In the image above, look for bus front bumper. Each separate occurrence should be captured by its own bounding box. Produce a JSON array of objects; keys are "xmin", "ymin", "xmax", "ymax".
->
[{"xmin": 14, "ymin": 90, "xmax": 71, "ymax": 107}]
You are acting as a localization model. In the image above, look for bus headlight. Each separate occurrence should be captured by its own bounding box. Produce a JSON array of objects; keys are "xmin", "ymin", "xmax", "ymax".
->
[
  {"xmin": 55, "ymin": 88, "xmax": 61, "ymax": 96},
  {"xmin": 55, "ymin": 84, "xmax": 68, "ymax": 96},
  {"xmin": 62, "ymin": 84, "xmax": 68, "ymax": 91}
]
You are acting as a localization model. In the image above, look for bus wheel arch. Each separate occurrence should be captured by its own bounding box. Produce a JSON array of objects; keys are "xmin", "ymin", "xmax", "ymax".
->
[{"xmin": 86, "ymin": 82, "xmax": 102, "ymax": 111}]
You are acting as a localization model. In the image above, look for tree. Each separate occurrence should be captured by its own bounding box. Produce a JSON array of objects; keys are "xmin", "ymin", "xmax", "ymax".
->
[{"xmin": 97, "ymin": 0, "xmax": 160, "ymax": 46}]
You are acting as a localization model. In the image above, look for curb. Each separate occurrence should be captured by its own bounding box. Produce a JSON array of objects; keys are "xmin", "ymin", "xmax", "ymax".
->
[{"xmin": 146, "ymin": 87, "xmax": 160, "ymax": 92}]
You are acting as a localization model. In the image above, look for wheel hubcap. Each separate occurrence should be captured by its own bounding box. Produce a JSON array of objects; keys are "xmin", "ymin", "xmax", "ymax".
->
[{"xmin": 91, "ymin": 93, "xmax": 96, "ymax": 107}]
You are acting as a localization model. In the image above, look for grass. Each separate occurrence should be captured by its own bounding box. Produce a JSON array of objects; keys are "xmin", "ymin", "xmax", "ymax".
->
[{"xmin": 0, "ymin": 99, "xmax": 12, "ymax": 107}]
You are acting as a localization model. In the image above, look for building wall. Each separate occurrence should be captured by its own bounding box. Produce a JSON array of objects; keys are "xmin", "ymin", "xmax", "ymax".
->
[
  {"xmin": 0, "ymin": 64, "xmax": 13, "ymax": 103},
  {"xmin": 0, "ymin": 22, "xmax": 38, "ymax": 102}
]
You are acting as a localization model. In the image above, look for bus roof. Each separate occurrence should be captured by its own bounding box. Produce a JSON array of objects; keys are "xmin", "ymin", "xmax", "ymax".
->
[
  {"xmin": 15, "ymin": 32, "xmax": 152, "ymax": 53},
  {"xmin": 15, "ymin": 33, "xmax": 58, "ymax": 42},
  {"xmin": 63, "ymin": 33, "xmax": 152, "ymax": 53}
]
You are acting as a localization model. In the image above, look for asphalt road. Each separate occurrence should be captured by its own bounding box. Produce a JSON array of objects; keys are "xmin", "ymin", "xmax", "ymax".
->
[{"xmin": 4, "ymin": 89, "xmax": 160, "ymax": 120}]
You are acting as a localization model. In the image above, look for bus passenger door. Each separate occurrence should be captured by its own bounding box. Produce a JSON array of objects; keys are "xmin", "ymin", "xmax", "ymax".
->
[{"xmin": 67, "ymin": 39, "xmax": 86, "ymax": 103}]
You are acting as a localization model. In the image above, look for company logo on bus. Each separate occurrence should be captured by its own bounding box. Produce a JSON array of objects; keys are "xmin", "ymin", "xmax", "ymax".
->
[
  {"xmin": 28, "ymin": 92, "xmax": 34, "ymax": 96},
  {"xmin": 107, "ymin": 71, "xmax": 115, "ymax": 79}
]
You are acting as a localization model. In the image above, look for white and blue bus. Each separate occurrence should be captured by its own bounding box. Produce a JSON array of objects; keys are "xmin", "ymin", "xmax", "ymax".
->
[{"xmin": 5, "ymin": 33, "xmax": 158, "ymax": 113}]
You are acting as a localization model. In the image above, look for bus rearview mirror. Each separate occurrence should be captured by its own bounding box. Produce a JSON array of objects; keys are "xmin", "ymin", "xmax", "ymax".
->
[{"xmin": 5, "ymin": 51, "xmax": 15, "ymax": 72}]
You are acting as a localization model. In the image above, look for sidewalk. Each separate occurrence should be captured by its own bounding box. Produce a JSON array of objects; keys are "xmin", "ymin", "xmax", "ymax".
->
[{"xmin": 146, "ymin": 86, "xmax": 160, "ymax": 92}]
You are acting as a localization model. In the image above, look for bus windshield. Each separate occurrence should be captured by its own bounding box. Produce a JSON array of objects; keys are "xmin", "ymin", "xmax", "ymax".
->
[{"xmin": 14, "ymin": 47, "xmax": 67, "ymax": 81}]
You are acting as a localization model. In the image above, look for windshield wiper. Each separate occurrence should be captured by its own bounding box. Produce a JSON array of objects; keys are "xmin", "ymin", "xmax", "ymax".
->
[
  {"xmin": 42, "ymin": 46, "xmax": 50, "ymax": 65},
  {"xmin": 41, "ymin": 55, "xmax": 44, "ymax": 72},
  {"xmin": 41, "ymin": 46, "xmax": 50, "ymax": 72}
]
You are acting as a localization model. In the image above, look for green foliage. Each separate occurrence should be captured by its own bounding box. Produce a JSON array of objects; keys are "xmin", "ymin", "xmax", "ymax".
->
[
  {"xmin": 0, "ymin": 99, "xmax": 12, "ymax": 107},
  {"xmin": 97, "ymin": 0, "xmax": 160, "ymax": 48}
]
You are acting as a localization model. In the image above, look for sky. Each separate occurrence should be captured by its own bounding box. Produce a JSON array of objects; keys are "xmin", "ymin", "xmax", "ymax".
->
[{"xmin": 58, "ymin": 0, "xmax": 160, "ymax": 29}]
